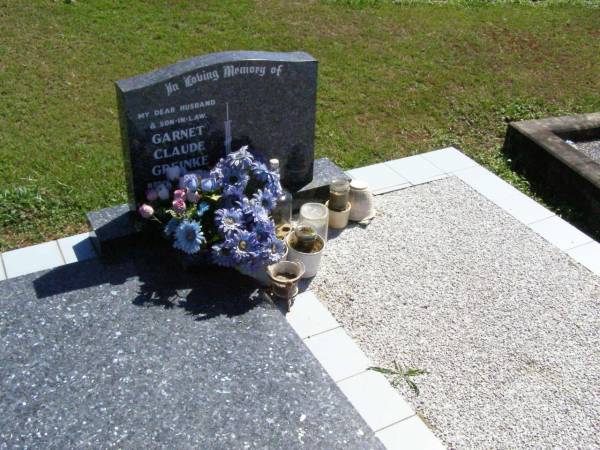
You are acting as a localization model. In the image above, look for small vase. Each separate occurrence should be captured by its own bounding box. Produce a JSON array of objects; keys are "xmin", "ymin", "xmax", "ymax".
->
[
  {"xmin": 266, "ymin": 260, "xmax": 305, "ymax": 305},
  {"xmin": 326, "ymin": 200, "xmax": 351, "ymax": 229},
  {"xmin": 349, "ymin": 179, "xmax": 375, "ymax": 221},
  {"xmin": 285, "ymin": 233, "xmax": 325, "ymax": 279}
]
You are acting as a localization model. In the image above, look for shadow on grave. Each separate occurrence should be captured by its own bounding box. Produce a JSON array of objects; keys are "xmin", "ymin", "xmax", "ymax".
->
[{"xmin": 32, "ymin": 238, "xmax": 270, "ymax": 322}]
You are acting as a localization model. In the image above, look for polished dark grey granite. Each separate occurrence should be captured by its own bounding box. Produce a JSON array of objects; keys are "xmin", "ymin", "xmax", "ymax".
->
[
  {"xmin": 117, "ymin": 50, "xmax": 318, "ymax": 205},
  {"xmin": 0, "ymin": 247, "xmax": 382, "ymax": 449},
  {"xmin": 86, "ymin": 203, "xmax": 139, "ymax": 256}
]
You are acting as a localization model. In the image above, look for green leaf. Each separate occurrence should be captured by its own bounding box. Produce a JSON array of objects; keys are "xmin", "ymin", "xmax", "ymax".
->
[
  {"xmin": 406, "ymin": 379, "xmax": 420, "ymax": 396},
  {"xmin": 368, "ymin": 366, "xmax": 396, "ymax": 375}
]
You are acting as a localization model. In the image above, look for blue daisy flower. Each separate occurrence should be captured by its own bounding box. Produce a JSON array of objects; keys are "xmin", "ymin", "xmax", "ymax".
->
[
  {"xmin": 223, "ymin": 183, "xmax": 246, "ymax": 201},
  {"xmin": 211, "ymin": 242, "xmax": 237, "ymax": 268},
  {"xmin": 254, "ymin": 217, "xmax": 276, "ymax": 241},
  {"xmin": 173, "ymin": 220, "xmax": 205, "ymax": 254},
  {"xmin": 225, "ymin": 146, "xmax": 254, "ymax": 170},
  {"xmin": 252, "ymin": 189, "xmax": 277, "ymax": 211},
  {"xmin": 230, "ymin": 230, "xmax": 260, "ymax": 263},
  {"xmin": 222, "ymin": 166, "xmax": 249, "ymax": 188},
  {"xmin": 214, "ymin": 207, "xmax": 244, "ymax": 235},
  {"xmin": 239, "ymin": 199, "xmax": 268, "ymax": 225},
  {"xmin": 164, "ymin": 218, "xmax": 180, "ymax": 237},
  {"xmin": 262, "ymin": 236, "xmax": 286, "ymax": 264},
  {"xmin": 251, "ymin": 161, "xmax": 270, "ymax": 182}
]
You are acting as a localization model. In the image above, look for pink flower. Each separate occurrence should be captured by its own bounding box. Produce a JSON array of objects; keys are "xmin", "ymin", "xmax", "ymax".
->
[
  {"xmin": 146, "ymin": 188, "xmax": 158, "ymax": 201},
  {"xmin": 138, "ymin": 204, "xmax": 154, "ymax": 219},
  {"xmin": 172, "ymin": 198, "xmax": 186, "ymax": 214},
  {"xmin": 173, "ymin": 189, "xmax": 186, "ymax": 200}
]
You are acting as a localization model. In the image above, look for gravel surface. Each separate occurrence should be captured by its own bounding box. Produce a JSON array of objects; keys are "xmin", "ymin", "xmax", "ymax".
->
[
  {"xmin": 572, "ymin": 139, "xmax": 600, "ymax": 162},
  {"xmin": 311, "ymin": 177, "xmax": 600, "ymax": 449}
]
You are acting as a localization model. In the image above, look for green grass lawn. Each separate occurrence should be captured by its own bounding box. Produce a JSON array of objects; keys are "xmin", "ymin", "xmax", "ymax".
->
[{"xmin": 1, "ymin": 0, "xmax": 599, "ymax": 251}]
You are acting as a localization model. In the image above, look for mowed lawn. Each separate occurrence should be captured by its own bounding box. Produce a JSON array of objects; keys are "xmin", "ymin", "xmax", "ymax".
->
[{"xmin": 1, "ymin": 0, "xmax": 599, "ymax": 251}]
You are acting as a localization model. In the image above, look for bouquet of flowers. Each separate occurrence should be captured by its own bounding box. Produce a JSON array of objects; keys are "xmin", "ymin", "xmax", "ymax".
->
[{"xmin": 137, "ymin": 146, "xmax": 286, "ymax": 271}]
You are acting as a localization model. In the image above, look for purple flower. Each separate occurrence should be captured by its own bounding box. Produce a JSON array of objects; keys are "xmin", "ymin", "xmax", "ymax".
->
[
  {"xmin": 166, "ymin": 165, "xmax": 181, "ymax": 181},
  {"xmin": 186, "ymin": 190, "xmax": 200, "ymax": 203},
  {"xmin": 225, "ymin": 146, "xmax": 254, "ymax": 170},
  {"xmin": 265, "ymin": 179, "xmax": 283, "ymax": 199},
  {"xmin": 243, "ymin": 201, "xmax": 269, "ymax": 224},
  {"xmin": 201, "ymin": 176, "xmax": 220, "ymax": 193},
  {"xmin": 223, "ymin": 183, "xmax": 246, "ymax": 201},
  {"xmin": 252, "ymin": 189, "xmax": 276, "ymax": 211},
  {"xmin": 215, "ymin": 207, "xmax": 244, "ymax": 235},
  {"xmin": 251, "ymin": 161, "xmax": 270, "ymax": 182},
  {"xmin": 182, "ymin": 174, "xmax": 198, "ymax": 192}
]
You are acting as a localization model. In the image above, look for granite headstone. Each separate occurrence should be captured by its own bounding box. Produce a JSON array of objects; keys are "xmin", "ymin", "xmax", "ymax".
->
[{"xmin": 116, "ymin": 51, "xmax": 318, "ymax": 207}]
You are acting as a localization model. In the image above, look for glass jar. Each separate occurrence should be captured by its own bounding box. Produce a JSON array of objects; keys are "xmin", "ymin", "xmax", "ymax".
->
[
  {"xmin": 329, "ymin": 178, "xmax": 350, "ymax": 212},
  {"xmin": 299, "ymin": 202, "xmax": 329, "ymax": 242}
]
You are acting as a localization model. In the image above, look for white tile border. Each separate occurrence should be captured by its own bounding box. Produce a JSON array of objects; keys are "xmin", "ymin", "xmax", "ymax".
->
[
  {"xmin": 57, "ymin": 232, "xmax": 97, "ymax": 264},
  {"xmin": 376, "ymin": 415, "xmax": 446, "ymax": 450},
  {"xmin": 1, "ymin": 232, "xmax": 98, "ymax": 280},
  {"xmin": 2, "ymin": 241, "xmax": 65, "ymax": 279},
  {"xmin": 528, "ymin": 216, "xmax": 593, "ymax": 251},
  {"xmin": 337, "ymin": 370, "xmax": 414, "ymax": 431},
  {"xmin": 303, "ymin": 327, "xmax": 372, "ymax": 382},
  {"xmin": 285, "ymin": 291, "xmax": 340, "ymax": 339}
]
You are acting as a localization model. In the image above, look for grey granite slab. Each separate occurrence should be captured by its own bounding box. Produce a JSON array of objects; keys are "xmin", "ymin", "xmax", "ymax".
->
[
  {"xmin": 86, "ymin": 203, "xmax": 139, "ymax": 257},
  {"xmin": 0, "ymin": 247, "xmax": 382, "ymax": 449},
  {"xmin": 116, "ymin": 50, "xmax": 318, "ymax": 205},
  {"xmin": 293, "ymin": 157, "xmax": 349, "ymax": 210}
]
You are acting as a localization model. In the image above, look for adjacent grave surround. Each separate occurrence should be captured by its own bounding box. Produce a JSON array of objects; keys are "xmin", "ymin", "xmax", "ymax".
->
[
  {"xmin": 0, "ymin": 243, "xmax": 382, "ymax": 449},
  {"xmin": 503, "ymin": 112, "xmax": 600, "ymax": 238}
]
